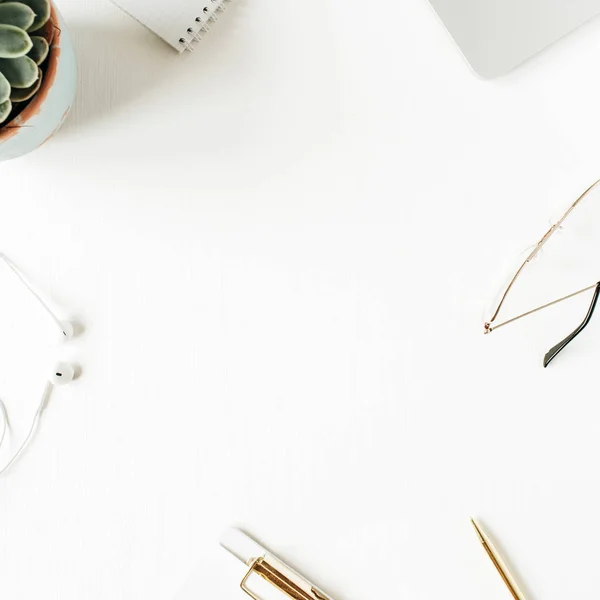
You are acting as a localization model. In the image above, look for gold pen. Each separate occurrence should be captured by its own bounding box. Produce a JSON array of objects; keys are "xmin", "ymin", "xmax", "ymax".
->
[{"xmin": 471, "ymin": 519, "xmax": 528, "ymax": 600}]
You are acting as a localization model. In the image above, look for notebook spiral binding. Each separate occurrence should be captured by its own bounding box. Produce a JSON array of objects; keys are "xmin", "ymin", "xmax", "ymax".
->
[{"xmin": 179, "ymin": 0, "xmax": 233, "ymax": 51}]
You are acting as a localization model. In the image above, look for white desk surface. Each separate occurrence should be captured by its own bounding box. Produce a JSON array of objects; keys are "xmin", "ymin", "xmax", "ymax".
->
[{"xmin": 3, "ymin": 0, "xmax": 600, "ymax": 599}]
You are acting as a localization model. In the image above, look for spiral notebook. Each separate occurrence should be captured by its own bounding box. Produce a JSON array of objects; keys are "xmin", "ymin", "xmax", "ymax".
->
[{"xmin": 111, "ymin": 0, "xmax": 232, "ymax": 52}]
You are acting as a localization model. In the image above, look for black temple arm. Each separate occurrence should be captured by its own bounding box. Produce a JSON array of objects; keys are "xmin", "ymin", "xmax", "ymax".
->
[{"xmin": 544, "ymin": 282, "xmax": 600, "ymax": 368}]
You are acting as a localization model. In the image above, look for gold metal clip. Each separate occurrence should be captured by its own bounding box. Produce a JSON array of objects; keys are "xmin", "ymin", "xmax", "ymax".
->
[{"xmin": 240, "ymin": 557, "xmax": 332, "ymax": 600}]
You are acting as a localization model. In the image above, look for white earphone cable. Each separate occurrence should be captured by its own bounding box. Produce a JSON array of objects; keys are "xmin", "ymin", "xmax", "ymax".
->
[
  {"xmin": 0, "ymin": 397, "xmax": 8, "ymax": 453},
  {"xmin": 0, "ymin": 253, "xmax": 75, "ymax": 476},
  {"xmin": 0, "ymin": 253, "xmax": 65, "ymax": 334},
  {"xmin": 0, "ymin": 383, "xmax": 52, "ymax": 477}
]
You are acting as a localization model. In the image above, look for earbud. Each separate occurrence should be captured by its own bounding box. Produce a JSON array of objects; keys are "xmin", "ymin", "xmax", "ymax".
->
[
  {"xmin": 50, "ymin": 362, "xmax": 75, "ymax": 386},
  {"xmin": 0, "ymin": 254, "xmax": 77, "ymax": 341},
  {"xmin": 0, "ymin": 254, "xmax": 81, "ymax": 476},
  {"xmin": 60, "ymin": 321, "xmax": 74, "ymax": 341}
]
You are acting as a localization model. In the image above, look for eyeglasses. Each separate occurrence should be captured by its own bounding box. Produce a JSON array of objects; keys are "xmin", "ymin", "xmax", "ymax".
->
[{"xmin": 484, "ymin": 177, "xmax": 600, "ymax": 367}]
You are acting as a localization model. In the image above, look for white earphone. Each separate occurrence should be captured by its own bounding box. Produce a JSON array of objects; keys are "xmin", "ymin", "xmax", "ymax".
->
[{"xmin": 0, "ymin": 254, "xmax": 78, "ymax": 476}]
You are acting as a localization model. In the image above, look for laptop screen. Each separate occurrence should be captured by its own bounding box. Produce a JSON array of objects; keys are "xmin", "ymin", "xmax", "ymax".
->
[{"xmin": 428, "ymin": 0, "xmax": 600, "ymax": 77}]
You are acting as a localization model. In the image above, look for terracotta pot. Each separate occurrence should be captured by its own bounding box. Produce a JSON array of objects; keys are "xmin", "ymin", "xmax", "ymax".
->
[{"xmin": 0, "ymin": 1, "xmax": 77, "ymax": 161}]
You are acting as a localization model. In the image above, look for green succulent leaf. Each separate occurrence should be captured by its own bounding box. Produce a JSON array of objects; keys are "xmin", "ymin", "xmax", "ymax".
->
[
  {"xmin": 0, "ymin": 71, "xmax": 9, "ymax": 103},
  {"xmin": 10, "ymin": 65, "xmax": 40, "ymax": 101},
  {"xmin": 27, "ymin": 35, "xmax": 47, "ymax": 64},
  {"xmin": 0, "ymin": 54, "xmax": 38, "ymax": 87},
  {"xmin": 0, "ymin": 98, "xmax": 11, "ymax": 124},
  {"xmin": 0, "ymin": 3, "xmax": 35, "ymax": 30},
  {"xmin": 0, "ymin": 23, "xmax": 32, "ymax": 58},
  {"xmin": 11, "ymin": 0, "xmax": 50, "ymax": 31}
]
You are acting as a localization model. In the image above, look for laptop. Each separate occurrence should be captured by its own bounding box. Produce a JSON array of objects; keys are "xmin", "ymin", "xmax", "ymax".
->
[{"xmin": 428, "ymin": 0, "xmax": 600, "ymax": 77}]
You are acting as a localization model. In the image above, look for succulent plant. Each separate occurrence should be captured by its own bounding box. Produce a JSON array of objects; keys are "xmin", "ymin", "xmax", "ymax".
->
[{"xmin": 0, "ymin": 0, "xmax": 51, "ymax": 125}]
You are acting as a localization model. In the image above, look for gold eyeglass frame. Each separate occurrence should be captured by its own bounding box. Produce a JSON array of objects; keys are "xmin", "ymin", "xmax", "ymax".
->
[{"xmin": 485, "ymin": 176, "xmax": 600, "ymax": 335}]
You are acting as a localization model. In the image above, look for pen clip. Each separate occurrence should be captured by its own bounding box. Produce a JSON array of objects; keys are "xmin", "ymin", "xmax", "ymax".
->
[{"xmin": 240, "ymin": 556, "xmax": 331, "ymax": 600}]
